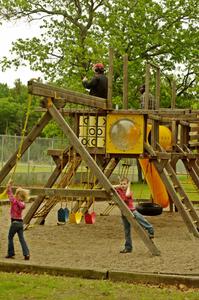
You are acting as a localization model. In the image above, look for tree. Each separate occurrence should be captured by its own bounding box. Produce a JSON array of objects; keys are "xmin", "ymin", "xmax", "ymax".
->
[
  {"xmin": 0, "ymin": 0, "xmax": 198, "ymax": 108},
  {"xmin": 0, "ymin": 80, "xmax": 40, "ymax": 135},
  {"xmin": 0, "ymin": 83, "xmax": 10, "ymax": 97}
]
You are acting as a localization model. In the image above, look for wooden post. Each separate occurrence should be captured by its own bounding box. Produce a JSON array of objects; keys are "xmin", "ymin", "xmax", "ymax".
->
[
  {"xmin": 171, "ymin": 120, "xmax": 178, "ymax": 150},
  {"xmin": 171, "ymin": 80, "xmax": 176, "ymax": 109},
  {"xmin": 107, "ymin": 47, "xmax": 113, "ymax": 109},
  {"xmin": 123, "ymin": 54, "xmax": 128, "ymax": 109},
  {"xmin": 145, "ymin": 63, "xmax": 150, "ymax": 109},
  {"xmin": 155, "ymin": 67, "xmax": 160, "ymax": 109},
  {"xmin": 151, "ymin": 119, "xmax": 159, "ymax": 150}
]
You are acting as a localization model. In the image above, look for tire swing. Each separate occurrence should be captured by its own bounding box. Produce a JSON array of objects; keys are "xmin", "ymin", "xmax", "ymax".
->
[
  {"xmin": 136, "ymin": 202, "xmax": 163, "ymax": 216},
  {"xmin": 136, "ymin": 161, "xmax": 163, "ymax": 216}
]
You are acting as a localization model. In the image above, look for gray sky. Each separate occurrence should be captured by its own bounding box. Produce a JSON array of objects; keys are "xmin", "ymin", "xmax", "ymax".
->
[{"xmin": 0, "ymin": 21, "xmax": 43, "ymax": 87}]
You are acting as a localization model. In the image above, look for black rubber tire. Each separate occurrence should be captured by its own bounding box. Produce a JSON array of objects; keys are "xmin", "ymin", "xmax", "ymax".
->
[{"xmin": 136, "ymin": 202, "xmax": 163, "ymax": 216}]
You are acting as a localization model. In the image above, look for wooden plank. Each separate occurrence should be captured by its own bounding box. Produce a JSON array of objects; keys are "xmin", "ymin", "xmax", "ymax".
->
[
  {"xmin": 0, "ymin": 112, "xmax": 52, "ymax": 184},
  {"xmin": 48, "ymin": 101, "xmax": 160, "ymax": 256},
  {"xmin": 28, "ymin": 81, "xmax": 107, "ymax": 110}
]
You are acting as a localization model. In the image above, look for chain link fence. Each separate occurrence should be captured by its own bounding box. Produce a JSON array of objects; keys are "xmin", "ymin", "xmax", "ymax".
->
[
  {"xmin": 0, "ymin": 134, "xmax": 186, "ymax": 187},
  {"xmin": 0, "ymin": 134, "xmax": 69, "ymax": 185}
]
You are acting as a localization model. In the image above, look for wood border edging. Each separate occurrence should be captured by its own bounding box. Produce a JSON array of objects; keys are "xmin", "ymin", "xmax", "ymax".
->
[
  {"xmin": 0, "ymin": 262, "xmax": 199, "ymax": 288},
  {"xmin": 108, "ymin": 270, "xmax": 199, "ymax": 288}
]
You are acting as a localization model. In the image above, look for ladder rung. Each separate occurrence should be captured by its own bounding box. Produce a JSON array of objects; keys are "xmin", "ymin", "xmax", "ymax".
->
[
  {"xmin": 174, "ymin": 185, "xmax": 180, "ymax": 189},
  {"xmin": 185, "ymin": 208, "xmax": 191, "ymax": 212}
]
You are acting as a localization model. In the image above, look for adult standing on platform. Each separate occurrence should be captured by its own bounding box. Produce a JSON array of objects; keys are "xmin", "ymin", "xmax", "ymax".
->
[
  {"xmin": 82, "ymin": 63, "xmax": 108, "ymax": 99},
  {"xmin": 139, "ymin": 84, "xmax": 156, "ymax": 110}
]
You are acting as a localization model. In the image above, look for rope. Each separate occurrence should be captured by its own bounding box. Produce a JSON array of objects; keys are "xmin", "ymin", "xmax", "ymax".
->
[{"xmin": 0, "ymin": 94, "xmax": 32, "ymax": 200}]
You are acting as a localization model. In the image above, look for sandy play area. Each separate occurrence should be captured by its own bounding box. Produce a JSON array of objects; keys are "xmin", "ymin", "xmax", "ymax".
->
[{"xmin": 0, "ymin": 201, "xmax": 199, "ymax": 276}]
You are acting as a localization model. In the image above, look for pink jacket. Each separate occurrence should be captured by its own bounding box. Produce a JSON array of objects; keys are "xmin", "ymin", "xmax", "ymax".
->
[{"xmin": 7, "ymin": 186, "xmax": 25, "ymax": 220}]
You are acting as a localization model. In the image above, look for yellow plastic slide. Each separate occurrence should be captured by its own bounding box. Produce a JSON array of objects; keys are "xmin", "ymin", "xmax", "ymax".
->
[
  {"xmin": 138, "ymin": 125, "xmax": 172, "ymax": 208},
  {"xmin": 139, "ymin": 158, "xmax": 169, "ymax": 208}
]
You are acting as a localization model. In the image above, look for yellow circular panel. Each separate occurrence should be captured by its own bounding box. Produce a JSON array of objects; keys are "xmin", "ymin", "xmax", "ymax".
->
[{"xmin": 110, "ymin": 119, "xmax": 141, "ymax": 151}]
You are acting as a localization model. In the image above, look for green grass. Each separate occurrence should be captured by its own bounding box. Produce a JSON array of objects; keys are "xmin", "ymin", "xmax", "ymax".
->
[
  {"xmin": 132, "ymin": 181, "xmax": 199, "ymax": 202},
  {"xmin": 0, "ymin": 272, "xmax": 198, "ymax": 300}
]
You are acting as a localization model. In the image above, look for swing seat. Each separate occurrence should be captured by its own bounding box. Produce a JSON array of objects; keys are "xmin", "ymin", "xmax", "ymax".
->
[
  {"xmin": 85, "ymin": 212, "xmax": 96, "ymax": 224},
  {"xmin": 0, "ymin": 189, "xmax": 8, "ymax": 200},
  {"xmin": 64, "ymin": 207, "xmax": 70, "ymax": 221},
  {"xmin": 69, "ymin": 211, "xmax": 83, "ymax": 224},
  {"xmin": 57, "ymin": 208, "xmax": 67, "ymax": 224}
]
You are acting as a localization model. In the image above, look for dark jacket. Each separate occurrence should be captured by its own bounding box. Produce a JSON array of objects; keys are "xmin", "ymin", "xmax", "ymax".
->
[{"xmin": 83, "ymin": 74, "xmax": 108, "ymax": 99}]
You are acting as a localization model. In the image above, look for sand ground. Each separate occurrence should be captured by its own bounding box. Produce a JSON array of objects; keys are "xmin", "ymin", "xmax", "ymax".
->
[{"xmin": 0, "ymin": 202, "xmax": 199, "ymax": 275}]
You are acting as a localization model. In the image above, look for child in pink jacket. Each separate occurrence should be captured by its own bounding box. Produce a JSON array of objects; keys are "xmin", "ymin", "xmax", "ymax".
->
[{"xmin": 6, "ymin": 182, "xmax": 30, "ymax": 260}]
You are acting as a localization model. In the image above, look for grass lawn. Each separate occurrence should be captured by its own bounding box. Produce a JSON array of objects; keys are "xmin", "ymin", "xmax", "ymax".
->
[{"xmin": 0, "ymin": 272, "xmax": 198, "ymax": 300}]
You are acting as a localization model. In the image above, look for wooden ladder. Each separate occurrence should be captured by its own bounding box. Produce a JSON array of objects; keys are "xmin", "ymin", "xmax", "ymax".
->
[
  {"xmin": 150, "ymin": 144, "xmax": 199, "ymax": 238},
  {"xmin": 176, "ymin": 144, "xmax": 199, "ymax": 190}
]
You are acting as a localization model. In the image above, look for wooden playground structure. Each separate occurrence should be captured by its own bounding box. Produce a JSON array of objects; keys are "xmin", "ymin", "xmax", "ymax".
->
[{"xmin": 0, "ymin": 56, "xmax": 199, "ymax": 257}]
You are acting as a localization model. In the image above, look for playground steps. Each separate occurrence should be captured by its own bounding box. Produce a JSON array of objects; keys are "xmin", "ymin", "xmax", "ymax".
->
[
  {"xmin": 34, "ymin": 151, "xmax": 82, "ymax": 225},
  {"xmin": 152, "ymin": 144, "xmax": 199, "ymax": 238},
  {"xmin": 100, "ymin": 201, "xmax": 116, "ymax": 216},
  {"xmin": 176, "ymin": 145, "xmax": 199, "ymax": 190}
]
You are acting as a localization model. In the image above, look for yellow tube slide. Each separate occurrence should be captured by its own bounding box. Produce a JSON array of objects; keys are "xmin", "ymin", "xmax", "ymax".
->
[{"xmin": 139, "ymin": 125, "xmax": 171, "ymax": 208}]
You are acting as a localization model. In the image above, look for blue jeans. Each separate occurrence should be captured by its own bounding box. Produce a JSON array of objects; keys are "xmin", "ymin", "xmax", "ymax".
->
[
  {"xmin": 121, "ymin": 210, "xmax": 154, "ymax": 251},
  {"xmin": 8, "ymin": 221, "xmax": 29, "ymax": 257}
]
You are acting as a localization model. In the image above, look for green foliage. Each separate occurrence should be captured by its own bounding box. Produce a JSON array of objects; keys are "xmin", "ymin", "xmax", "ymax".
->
[
  {"xmin": 0, "ymin": 83, "xmax": 10, "ymax": 97},
  {"xmin": 0, "ymin": 79, "xmax": 40, "ymax": 135},
  {"xmin": 42, "ymin": 121, "xmax": 63, "ymax": 138},
  {"xmin": 0, "ymin": 0, "xmax": 198, "ymax": 109}
]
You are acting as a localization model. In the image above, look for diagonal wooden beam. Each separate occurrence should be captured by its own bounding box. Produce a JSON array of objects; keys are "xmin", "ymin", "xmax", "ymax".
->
[
  {"xmin": 0, "ymin": 112, "xmax": 52, "ymax": 184},
  {"xmin": 48, "ymin": 100, "xmax": 160, "ymax": 256}
]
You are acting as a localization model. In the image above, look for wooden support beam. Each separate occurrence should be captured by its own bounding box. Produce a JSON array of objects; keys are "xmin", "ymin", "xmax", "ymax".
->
[
  {"xmin": 171, "ymin": 80, "xmax": 176, "ymax": 109},
  {"xmin": 145, "ymin": 63, "xmax": 150, "ymax": 110},
  {"xmin": 123, "ymin": 54, "xmax": 128, "ymax": 109},
  {"xmin": 0, "ymin": 112, "xmax": 52, "ymax": 184},
  {"xmin": 155, "ymin": 67, "xmax": 160, "ymax": 110},
  {"xmin": 151, "ymin": 119, "xmax": 159, "ymax": 150},
  {"xmin": 29, "ymin": 188, "xmax": 110, "ymax": 199},
  {"xmin": 48, "ymin": 101, "xmax": 160, "ymax": 256},
  {"xmin": 28, "ymin": 80, "xmax": 107, "ymax": 110},
  {"xmin": 107, "ymin": 47, "xmax": 114, "ymax": 109},
  {"xmin": 171, "ymin": 120, "xmax": 178, "ymax": 150}
]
